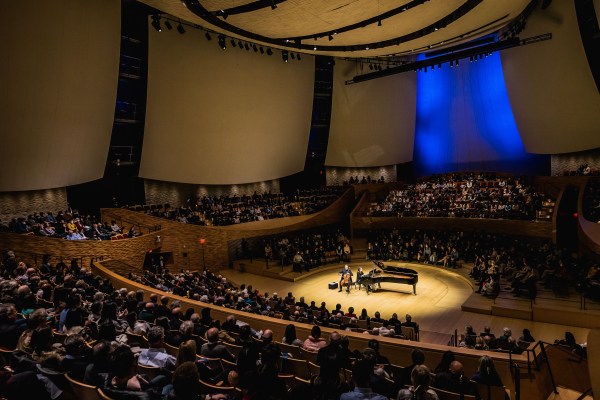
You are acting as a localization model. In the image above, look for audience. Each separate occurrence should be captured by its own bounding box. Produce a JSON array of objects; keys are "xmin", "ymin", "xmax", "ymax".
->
[
  {"xmin": 131, "ymin": 187, "xmax": 346, "ymax": 226},
  {"xmin": 368, "ymin": 173, "xmax": 550, "ymax": 221},
  {"xmin": 1, "ymin": 209, "xmax": 140, "ymax": 241}
]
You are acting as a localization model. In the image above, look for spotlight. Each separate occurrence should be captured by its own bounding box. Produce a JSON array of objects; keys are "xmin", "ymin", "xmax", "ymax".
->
[
  {"xmin": 151, "ymin": 15, "xmax": 162, "ymax": 32},
  {"xmin": 369, "ymin": 64, "xmax": 373, "ymax": 70},
  {"xmin": 176, "ymin": 23, "xmax": 185, "ymax": 34},
  {"xmin": 313, "ymin": 45, "xmax": 317, "ymax": 51},
  {"xmin": 328, "ymin": 34, "xmax": 333, "ymax": 41},
  {"xmin": 297, "ymin": 53, "xmax": 301, "ymax": 60},
  {"xmin": 270, "ymin": 0, "xmax": 277, "ymax": 10},
  {"xmin": 365, "ymin": 46, "xmax": 369, "ymax": 50},
  {"xmin": 220, "ymin": 10, "xmax": 228, "ymax": 20},
  {"xmin": 267, "ymin": 48, "xmax": 273, "ymax": 56},
  {"xmin": 218, "ymin": 34, "xmax": 226, "ymax": 50},
  {"xmin": 244, "ymin": 43, "xmax": 250, "ymax": 50},
  {"xmin": 231, "ymin": 39, "xmax": 236, "ymax": 47},
  {"xmin": 238, "ymin": 41, "xmax": 243, "ymax": 48},
  {"xmin": 291, "ymin": 53, "xmax": 295, "ymax": 60},
  {"xmin": 253, "ymin": 44, "xmax": 258, "ymax": 52},
  {"xmin": 205, "ymin": 32, "xmax": 212, "ymax": 41},
  {"xmin": 164, "ymin": 19, "xmax": 172, "ymax": 30},
  {"xmin": 282, "ymin": 50, "xmax": 289, "ymax": 62},
  {"xmin": 378, "ymin": 20, "xmax": 382, "ymax": 27},
  {"xmin": 260, "ymin": 47, "xmax": 264, "ymax": 54}
]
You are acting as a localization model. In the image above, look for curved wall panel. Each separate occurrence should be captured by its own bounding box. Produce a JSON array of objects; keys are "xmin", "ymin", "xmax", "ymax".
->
[
  {"xmin": 501, "ymin": 0, "xmax": 600, "ymax": 154},
  {"xmin": 0, "ymin": 0, "xmax": 120, "ymax": 191},
  {"xmin": 140, "ymin": 21, "xmax": 315, "ymax": 185},
  {"xmin": 326, "ymin": 60, "xmax": 416, "ymax": 167}
]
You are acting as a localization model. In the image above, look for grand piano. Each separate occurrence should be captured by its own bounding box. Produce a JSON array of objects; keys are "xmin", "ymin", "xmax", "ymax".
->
[{"xmin": 359, "ymin": 261, "xmax": 419, "ymax": 295}]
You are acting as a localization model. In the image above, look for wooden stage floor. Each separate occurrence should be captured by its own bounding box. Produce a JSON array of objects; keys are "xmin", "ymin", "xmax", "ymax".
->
[{"xmin": 220, "ymin": 261, "xmax": 592, "ymax": 346}]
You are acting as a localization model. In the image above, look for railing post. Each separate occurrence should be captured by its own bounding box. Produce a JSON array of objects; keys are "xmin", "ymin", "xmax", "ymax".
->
[{"xmin": 514, "ymin": 363, "xmax": 521, "ymax": 400}]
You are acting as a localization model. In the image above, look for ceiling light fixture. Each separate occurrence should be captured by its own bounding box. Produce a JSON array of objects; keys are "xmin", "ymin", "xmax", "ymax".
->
[
  {"xmin": 205, "ymin": 32, "xmax": 212, "ymax": 41},
  {"xmin": 267, "ymin": 48, "xmax": 273, "ymax": 56},
  {"xmin": 176, "ymin": 22, "xmax": 185, "ymax": 34},
  {"xmin": 270, "ymin": 0, "xmax": 277, "ymax": 10},
  {"xmin": 218, "ymin": 35, "xmax": 226, "ymax": 49},
  {"xmin": 151, "ymin": 15, "xmax": 162, "ymax": 32},
  {"xmin": 164, "ymin": 20, "xmax": 172, "ymax": 30},
  {"xmin": 297, "ymin": 53, "xmax": 301, "ymax": 60},
  {"xmin": 282, "ymin": 50, "xmax": 288, "ymax": 62},
  {"xmin": 378, "ymin": 20, "xmax": 382, "ymax": 27},
  {"xmin": 328, "ymin": 34, "xmax": 333, "ymax": 41}
]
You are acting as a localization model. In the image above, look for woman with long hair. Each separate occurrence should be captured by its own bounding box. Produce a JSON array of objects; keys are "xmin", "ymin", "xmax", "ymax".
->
[
  {"xmin": 471, "ymin": 355, "xmax": 503, "ymax": 387},
  {"xmin": 282, "ymin": 324, "xmax": 303, "ymax": 346},
  {"xmin": 397, "ymin": 365, "xmax": 438, "ymax": 400}
]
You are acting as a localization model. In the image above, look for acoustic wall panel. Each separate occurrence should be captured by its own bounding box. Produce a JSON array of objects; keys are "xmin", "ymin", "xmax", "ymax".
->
[
  {"xmin": 140, "ymin": 21, "xmax": 315, "ymax": 184},
  {"xmin": 0, "ymin": 0, "xmax": 120, "ymax": 191},
  {"xmin": 326, "ymin": 60, "xmax": 417, "ymax": 167},
  {"xmin": 501, "ymin": 0, "xmax": 600, "ymax": 154}
]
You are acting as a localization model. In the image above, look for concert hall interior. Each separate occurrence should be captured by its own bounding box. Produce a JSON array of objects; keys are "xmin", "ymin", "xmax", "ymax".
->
[{"xmin": 1, "ymin": 1, "xmax": 600, "ymax": 400}]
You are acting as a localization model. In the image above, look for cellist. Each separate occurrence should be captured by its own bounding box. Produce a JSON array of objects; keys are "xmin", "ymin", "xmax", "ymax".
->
[{"xmin": 338, "ymin": 264, "xmax": 353, "ymax": 293}]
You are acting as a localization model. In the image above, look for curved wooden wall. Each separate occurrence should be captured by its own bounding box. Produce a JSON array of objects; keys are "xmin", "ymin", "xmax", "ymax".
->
[
  {"xmin": 577, "ymin": 177, "xmax": 600, "ymax": 257},
  {"xmin": 0, "ymin": 230, "xmax": 163, "ymax": 268},
  {"xmin": 100, "ymin": 188, "xmax": 356, "ymax": 270}
]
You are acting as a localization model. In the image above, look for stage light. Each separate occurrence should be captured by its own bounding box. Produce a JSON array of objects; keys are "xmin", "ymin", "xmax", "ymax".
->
[
  {"xmin": 238, "ymin": 41, "xmax": 244, "ymax": 49},
  {"xmin": 220, "ymin": 10, "xmax": 228, "ymax": 19},
  {"xmin": 205, "ymin": 32, "xmax": 212, "ymax": 41},
  {"xmin": 270, "ymin": 0, "xmax": 277, "ymax": 9},
  {"xmin": 260, "ymin": 47, "xmax": 264, "ymax": 54},
  {"xmin": 218, "ymin": 35, "xmax": 226, "ymax": 49},
  {"xmin": 164, "ymin": 19, "xmax": 172, "ymax": 30},
  {"xmin": 369, "ymin": 64, "xmax": 374, "ymax": 70},
  {"xmin": 231, "ymin": 39, "xmax": 236, "ymax": 47},
  {"xmin": 253, "ymin": 44, "xmax": 258, "ymax": 52},
  {"xmin": 176, "ymin": 23, "xmax": 185, "ymax": 34},
  {"xmin": 151, "ymin": 15, "xmax": 162, "ymax": 32},
  {"xmin": 297, "ymin": 53, "xmax": 301, "ymax": 60},
  {"xmin": 282, "ymin": 50, "xmax": 288, "ymax": 62},
  {"xmin": 328, "ymin": 34, "xmax": 333, "ymax": 41},
  {"xmin": 291, "ymin": 53, "xmax": 295, "ymax": 60},
  {"xmin": 267, "ymin": 48, "xmax": 273, "ymax": 56},
  {"xmin": 313, "ymin": 45, "xmax": 317, "ymax": 51},
  {"xmin": 244, "ymin": 43, "xmax": 250, "ymax": 50},
  {"xmin": 378, "ymin": 20, "xmax": 382, "ymax": 27}
]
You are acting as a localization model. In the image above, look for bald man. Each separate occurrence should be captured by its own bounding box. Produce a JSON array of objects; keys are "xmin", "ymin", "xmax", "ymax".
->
[
  {"xmin": 433, "ymin": 360, "xmax": 476, "ymax": 395},
  {"xmin": 200, "ymin": 327, "xmax": 235, "ymax": 362}
]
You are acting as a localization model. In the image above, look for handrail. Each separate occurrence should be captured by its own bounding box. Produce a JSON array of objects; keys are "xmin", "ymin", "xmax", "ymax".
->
[
  {"xmin": 9, "ymin": 250, "xmax": 105, "ymax": 268},
  {"xmin": 576, "ymin": 388, "xmax": 593, "ymax": 400},
  {"xmin": 539, "ymin": 341, "xmax": 559, "ymax": 395}
]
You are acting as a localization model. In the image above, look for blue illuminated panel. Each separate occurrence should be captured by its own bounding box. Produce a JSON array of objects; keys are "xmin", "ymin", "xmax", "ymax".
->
[{"xmin": 413, "ymin": 52, "xmax": 547, "ymax": 176}]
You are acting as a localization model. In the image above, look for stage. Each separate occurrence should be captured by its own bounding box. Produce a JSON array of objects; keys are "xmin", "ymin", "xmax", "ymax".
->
[{"xmin": 221, "ymin": 260, "xmax": 592, "ymax": 346}]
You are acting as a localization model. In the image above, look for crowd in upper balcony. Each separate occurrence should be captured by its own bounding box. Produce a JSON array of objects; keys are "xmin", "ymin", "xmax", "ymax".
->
[
  {"xmin": 132, "ymin": 187, "xmax": 346, "ymax": 227},
  {"xmin": 368, "ymin": 173, "xmax": 550, "ymax": 220},
  {"xmin": 0, "ymin": 210, "xmax": 140, "ymax": 240}
]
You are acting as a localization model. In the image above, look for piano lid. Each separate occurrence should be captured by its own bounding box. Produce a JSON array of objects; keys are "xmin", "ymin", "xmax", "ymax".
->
[{"xmin": 371, "ymin": 260, "xmax": 418, "ymax": 276}]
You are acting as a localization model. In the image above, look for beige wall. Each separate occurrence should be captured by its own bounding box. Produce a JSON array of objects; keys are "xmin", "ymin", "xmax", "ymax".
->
[
  {"xmin": 501, "ymin": 0, "xmax": 600, "ymax": 154},
  {"xmin": 144, "ymin": 179, "xmax": 282, "ymax": 208},
  {"xmin": 140, "ymin": 19, "xmax": 315, "ymax": 185},
  {"xmin": 0, "ymin": 188, "xmax": 68, "ymax": 223},
  {"xmin": 326, "ymin": 60, "xmax": 416, "ymax": 167},
  {"xmin": 325, "ymin": 165, "xmax": 397, "ymax": 186},
  {"xmin": 0, "ymin": 0, "xmax": 120, "ymax": 191}
]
